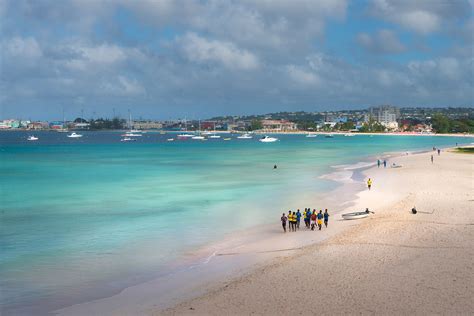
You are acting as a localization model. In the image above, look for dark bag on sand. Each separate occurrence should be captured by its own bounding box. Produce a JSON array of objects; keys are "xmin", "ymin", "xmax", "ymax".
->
[{"xmin": 411, "ymin": 207, "xmax": 417, "ymax": 214}]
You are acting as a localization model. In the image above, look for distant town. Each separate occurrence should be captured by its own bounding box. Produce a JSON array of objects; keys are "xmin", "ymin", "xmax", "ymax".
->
[{"xmin": 1, "ymin": 106, "xmax": 473, "ymax": 134}]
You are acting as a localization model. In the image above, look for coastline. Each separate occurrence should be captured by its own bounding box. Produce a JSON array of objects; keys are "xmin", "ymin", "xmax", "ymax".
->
[
  {"xmin": 160, "ymin": 148, "xmax": 474, "ymax": 315},
  {"xmin": 55, "ymin": 147, "xmax": 420, "ymax": 316}
]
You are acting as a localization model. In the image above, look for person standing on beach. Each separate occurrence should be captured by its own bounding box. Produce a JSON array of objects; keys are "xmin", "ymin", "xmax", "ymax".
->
[
  {"xmin": 281, "ymin": 213, "xmax": 287, "ymax": 233},
  {"xmin": 437, "ymin": 148, "xmax": 441, "ymax": 156},
  {"xmin": 383, "ymin": 160, "xmax": 387, "ymax": 168},
  {"xmin": 303, "ymin": 209, "xmax": 307, "ymax": 228},
  {"xmin": 317, "ymin": 211, "xmax": 323, "ymax": 230},
  {"xmin": 296, "ymin": 209, "xmax": 301, "ymax": 230},
  {"xmin": 310, "ymin": 210, "xmax": 317, "ymax": 231},
  {"xmin": 367, "ymin": 178, "xmax": 372, "ymax": 190},
  {"xmin": 377, "ymin": 159, "xmax": 381, "ymax": 168},
  {"xmin": 431, "ymin": 155, "xmax": 434, "ymax": 164},
  {"xmin": 324, "ymin": 209, "xmax": 329, "ymax": 228}
]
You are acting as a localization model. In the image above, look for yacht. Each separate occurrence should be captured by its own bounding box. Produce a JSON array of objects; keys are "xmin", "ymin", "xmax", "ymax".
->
[
  {"xmin": 177, "ymin": 133, "xmax": 195, "ymax": 138},
  {"xmin": 237, "ymin": 133, "xmax": 253, "ymax": 139},
  {"xmin": 209, "ymin": 134, "xmax": 221, "ymax": 139},
  {"xmin": 122, "ymin": 132, "xmax": 142, "ymax": 137},
  {"xmin": 192, "ymin": 120, "xmax": 206, "ymax": 140},
  {"xmin": 120, "ymin": 137, "xmax": 136, "ymax": 142},
  {"xmin": 167, "ymin": 138, "xmax": 175, "ymax": 142},
  {"xmin": 67, "ymin": 132, "xmax": 83, "ymax": 138},
  {"xmin": 306, "ymin": 133, "xmax": 318, "ymax": 138},
  {"xmin": 27, "ymin": 135, "xmax": 39, "ymax": 141},
  {"xmin": 259, "ymin": 135, "xmax": 278, "ymax": 143}
]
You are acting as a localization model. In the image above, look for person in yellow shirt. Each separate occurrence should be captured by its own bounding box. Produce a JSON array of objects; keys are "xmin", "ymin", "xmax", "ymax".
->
[{"xmin": 367, "ymin": 178, "xmax": 372, "ymax": 190}]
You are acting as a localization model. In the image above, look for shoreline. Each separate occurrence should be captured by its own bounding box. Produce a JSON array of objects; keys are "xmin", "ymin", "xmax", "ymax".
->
[
  {"xmin": 55, "ymin": 148, "xmax": 415, "ymax": 316},
  {"xmin": 2, "ymin": 129, "xmax": 474, "ymax": 138},
  {"xmin": 161, "ymin": 148, "xmax": 474, "ymax": 315}
]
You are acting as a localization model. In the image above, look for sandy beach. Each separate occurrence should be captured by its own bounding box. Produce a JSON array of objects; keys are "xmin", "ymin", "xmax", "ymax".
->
[{"xmin": 160, "ymin": 149, "xmax": 474, "ymax": 315}]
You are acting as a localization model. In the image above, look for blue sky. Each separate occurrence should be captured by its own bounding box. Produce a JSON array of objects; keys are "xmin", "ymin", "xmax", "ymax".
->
[{"xmin": 0, "ymin": 0, "xmax": 473, "ymax": 120}]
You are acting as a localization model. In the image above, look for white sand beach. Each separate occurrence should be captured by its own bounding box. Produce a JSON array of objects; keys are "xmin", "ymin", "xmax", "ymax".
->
[{"xmin": 160, "ymin": 149, "xmax": 474, "ymax": 315}]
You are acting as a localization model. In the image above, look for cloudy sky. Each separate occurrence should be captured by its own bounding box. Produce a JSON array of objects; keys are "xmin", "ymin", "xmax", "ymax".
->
[{"xmin": 1, "ymin": 0, "xmax": 473, "ymax": 120}]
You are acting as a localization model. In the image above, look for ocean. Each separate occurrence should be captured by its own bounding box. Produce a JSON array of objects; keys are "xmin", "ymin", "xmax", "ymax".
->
[{"xmin": 0, "ymin": 131, "xmax": 469, "ymax": 314}]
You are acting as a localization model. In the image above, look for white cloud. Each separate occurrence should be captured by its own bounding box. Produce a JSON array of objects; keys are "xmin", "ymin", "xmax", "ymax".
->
[
  {"xmin": 369, "ymin": 0, "xmax": 471, "ymax": 35},
  {"xmin": 178, "ymin": 33, "xmax": 259, "ymax": 70},
  {"xmin": 2, "ymin": 37, "xmax": 42, "ymax": 59},
  {"xmin": 357, "ymin": 29, "xmax": 405, "ymax": 54},
  {"xmin": 286, "ymin": 65, "xmax": 320, "ymax": 85}
]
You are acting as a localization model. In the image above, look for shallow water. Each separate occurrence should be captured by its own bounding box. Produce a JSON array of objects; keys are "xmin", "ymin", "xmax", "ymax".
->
[{"xmin": 0, "ymin": 131, "xmax": 467, "ymax": 314}]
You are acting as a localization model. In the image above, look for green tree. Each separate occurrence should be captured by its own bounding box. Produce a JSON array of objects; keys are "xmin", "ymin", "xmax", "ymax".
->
[
  {"xmin": 431, "ymin": 113, "xmax": 451, "ymax": 133},
  {"xmin": 249, "ymin": 119, "xmax": 263, "ymax": 131}
]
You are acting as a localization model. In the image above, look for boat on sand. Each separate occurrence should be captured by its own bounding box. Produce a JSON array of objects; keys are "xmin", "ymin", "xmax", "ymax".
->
[{"xmin": 341, "ymin": 211, "xmax": 369, "ymax": 220}]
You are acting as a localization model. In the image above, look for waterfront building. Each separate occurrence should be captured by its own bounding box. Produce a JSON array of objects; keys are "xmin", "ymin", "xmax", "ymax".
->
[
  {"xmin": 365, "ymin": 105, "xmax": 400, "ymax": 130},
  {"xmin": 261, "ymin": 119, "xmax": 297, "ymax": 131}
]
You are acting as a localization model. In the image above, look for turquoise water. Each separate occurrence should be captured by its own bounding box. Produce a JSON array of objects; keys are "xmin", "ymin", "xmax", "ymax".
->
[{"xmin": 0, "ymin": 131, "xmax": 468, "ymax": 314}]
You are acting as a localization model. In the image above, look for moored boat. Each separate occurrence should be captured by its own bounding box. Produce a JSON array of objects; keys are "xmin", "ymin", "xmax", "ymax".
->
[
  {"xmin": 259, "ymin": 135, "xmax": 279, "ymax": 143},
  {"xmin": 67, "ymin": 132, "xmax": 83, "ymax": 138}
]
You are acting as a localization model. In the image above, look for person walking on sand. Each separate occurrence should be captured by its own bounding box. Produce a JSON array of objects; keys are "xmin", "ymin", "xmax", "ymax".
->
[
  {"xmin": 291, "ymin": 212, "xmax": 296, "ymax": 232},
  {"xmin": 281, "ymin": 213, "xmax": 287, "ymax": 233},
  {"xmin": 296, "ymin": 209, "xmax": 301, "ymax": 230},
  {"xmin": 377, "ymin": 159, "xmax": 381, "ymax": 168},
  {"xmin": 383, "ymin": 160, "xmax": 387, "ymax": 168},
  {"xmin": 310, "ymin": 210, "xmax": 317, "ymax": 231},
  {"xmin": 437, "ymin": 148, "xmax": 441, "ymax": 156},
  {"xmin": 324, "ymin": 209, "xmax": 329, "ymax": 228},
  {"xmin": 287, "ymin": 211, "xmax": 293, "ymax": 232},
  {"xmin": 317, "ymin": 210, "xmax": 323, "ymax": 230},
  {"xmin": 306, "ymin": 207, "xmax": 311, "ymax": 229},
  {"xmin": 431, "ymin": 155, "xmax": 434, "ymax": 164},
  {"xmin": 367, "ymin": 178, "xmax": 372, "ymax": 190}
]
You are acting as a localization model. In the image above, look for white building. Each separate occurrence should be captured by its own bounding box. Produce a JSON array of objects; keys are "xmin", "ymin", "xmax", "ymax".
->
[{"xmin": 365, "ymin": 105, "xmax": 400, "ymax": 130}]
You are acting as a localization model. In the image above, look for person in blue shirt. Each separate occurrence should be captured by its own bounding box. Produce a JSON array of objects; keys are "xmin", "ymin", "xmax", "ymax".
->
[
  {"xmin": 296, "ymin": 209, "xmax": 301, "ymax": 230},
  {"xmin": 317, "ymin": 210, "xmax": 323, "ymax": 230},
  {"xmin": 305, "ymin": 208, "xmax": 311, "ymax": 228},
  {"xmin": 323, "ymin": 209, "xmax": 329, "ymax": 228}
]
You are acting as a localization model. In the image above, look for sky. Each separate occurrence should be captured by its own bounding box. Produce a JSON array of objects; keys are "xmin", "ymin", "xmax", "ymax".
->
[{"xmin": 0, "ymin": 0, "xmax": 473, "ymax": 120}]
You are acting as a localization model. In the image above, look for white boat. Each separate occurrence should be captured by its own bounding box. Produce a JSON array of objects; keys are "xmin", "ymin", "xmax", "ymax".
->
[
  {"xmin": 167, "ymin": 138, "xmax": 175, "ymax": 142},
  {"xmin": 120, "ymin": 137, "xmax": 136, "ymax": 142},
  {"xmin": 209, "ymin": 134, "xmax": 221, "ymax": 139},
  {"xmin": 341, "ymin": 211, "xmax": 369, "ymax": 220},
  {"xmin": 344, "ymin": 133, "xmax": 355, "ymax": 137},
  {"xmin": 27, "ymin": 135, "xmax": 38, "ymax": 141},
  {"xmin": 306, "ymin": 133, "xmax": 318, "ymax": 138},
  {"xmin": 129, "ymin": 129, "xmax": 145, "ymax": 134},
  {"xmin": 237, "ymin": 133, "xmax": 253, "ymax": 139},
  {"xmin": 67, "ymin": 132, "xmax": 83, "ymax": 138},
  {"xmin": 223, "ymin": 138, "xmax": 231, "ymax": 141},
  {"xmin": 192, "ymin": 120, "xmax": 206, "ymax": 140},
  {"xmin": 177, "ymin": 133, "xmax": 195, "ymax": 138},
  {"xmin": 121, "ymin": 132, "xmax": 142, "ymax": 137},
  {"xmin": 259, "ymin": 135, "xmax": 278, "ymax": 143}
]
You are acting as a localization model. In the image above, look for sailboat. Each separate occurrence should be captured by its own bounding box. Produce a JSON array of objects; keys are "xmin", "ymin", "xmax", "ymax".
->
[
  {"xmin": 122, "ymin": 111, "xmax": 142, "ymax": 137},
  {"xmin": 57, "ymin": 108, "xmax": 69, "ymax": 133},
  {"xmin": 27, "ymin": 135, "xmax": 39, "ymax": 141},
  {"xmin": 192, "ymin": 120, "xmax": 206, "ymax": 140},
  {"xmin": 209, "ymin": 122, "xmax": 221, "ymax": 138},
  {"xmin": 178, "ymin": 118, "xmax": 194, "ymax": 138}
]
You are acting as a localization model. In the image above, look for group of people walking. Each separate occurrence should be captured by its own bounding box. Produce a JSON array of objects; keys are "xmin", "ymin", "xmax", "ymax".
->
[{"xmin": 281, "ymin": 209, "xmax": 329, "ymax": 233}]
